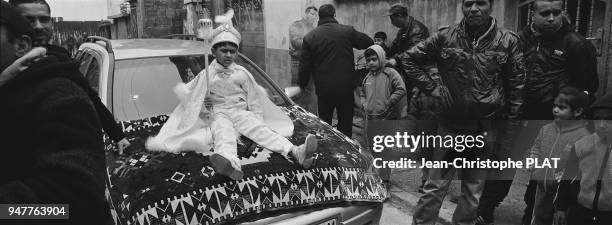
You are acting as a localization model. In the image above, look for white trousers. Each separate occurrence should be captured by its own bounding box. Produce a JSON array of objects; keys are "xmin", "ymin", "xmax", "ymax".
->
[{"xmin": 210, "ymin": 108, "xmax": 295, "ymax": 165}]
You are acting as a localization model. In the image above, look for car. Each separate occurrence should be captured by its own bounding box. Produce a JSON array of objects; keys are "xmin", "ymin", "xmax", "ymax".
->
[{"xmin": 76, "ymin": 36, "xmax": 387, "ymax": 225}]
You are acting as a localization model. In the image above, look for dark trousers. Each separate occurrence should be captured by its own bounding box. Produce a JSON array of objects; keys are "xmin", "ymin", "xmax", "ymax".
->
[
  {"xmin": 477, "ymin": 120, "xmax": 544, "ymax": 224},
  {"xmin": 568, "ymin": 204, "xmax": 612, "ymax": 225},
  {"xmin": 317, "ymin": 93, "xmax": 354, "ymax": 137}
]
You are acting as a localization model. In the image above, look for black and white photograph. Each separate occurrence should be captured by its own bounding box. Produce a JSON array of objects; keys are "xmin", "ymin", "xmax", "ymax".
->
[{"xmin": 1, "ymin": 0, "xmax": 611, "ymax": 225}]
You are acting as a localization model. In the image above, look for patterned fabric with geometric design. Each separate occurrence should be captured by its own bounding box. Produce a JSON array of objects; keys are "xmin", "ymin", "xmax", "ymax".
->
[{"xmin": 103, "ymin": 106, "xmax": 387, "ymax": 225}]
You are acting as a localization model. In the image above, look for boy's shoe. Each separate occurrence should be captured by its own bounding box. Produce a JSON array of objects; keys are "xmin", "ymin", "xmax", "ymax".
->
[
  {"xmin": 210, "ymin": 154, "xmax": 244, "ymax": 180},
  {"xmin": 292, "ymin": 134, "xmax": 318, "ymax": 168}
]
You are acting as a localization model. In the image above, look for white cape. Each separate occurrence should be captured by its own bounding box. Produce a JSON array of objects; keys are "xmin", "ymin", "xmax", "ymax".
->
[{"xmin": 146, "ymin": 60, "xmax": 294, "ymax": 154}]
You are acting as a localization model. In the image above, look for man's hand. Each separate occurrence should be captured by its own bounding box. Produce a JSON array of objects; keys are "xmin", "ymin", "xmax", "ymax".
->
[
  {"xmin": 553, "ymin": 210, "xmax": 567, "ymax": 225},
  {"xmin": 117, "ymin": 138, "xmax": 131, "ymax": 155},
  {"xmin": 0, "ymin": 47, "xmax": 46, "ymax": 87}
]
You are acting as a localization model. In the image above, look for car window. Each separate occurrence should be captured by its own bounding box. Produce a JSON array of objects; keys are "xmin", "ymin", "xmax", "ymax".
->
[
  {"xmin": 77, "ymin": 53, "xmax": 93, "ymax": 78},
  {"xmin": 85, "ymin": 57, "xmax": 100, "ymax": 92},
  {"xmin": 113, "ymin": 55, "xmax": 289, "ymax": 121}
]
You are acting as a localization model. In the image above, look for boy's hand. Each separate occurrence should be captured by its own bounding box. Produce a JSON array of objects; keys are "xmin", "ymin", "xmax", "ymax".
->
[
  {"xmin": 553, "ymin": 210, "xmax": 566, "ymax": 225},
  {"xmin": 117, "ymin": 138, "xmax": 131, "ymax": 155}
]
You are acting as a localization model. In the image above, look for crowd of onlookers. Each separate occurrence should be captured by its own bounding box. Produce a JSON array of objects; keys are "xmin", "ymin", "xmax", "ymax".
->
[{"xmin": 290, "ymin": 1, "xmax": 611, "ymax": 225}]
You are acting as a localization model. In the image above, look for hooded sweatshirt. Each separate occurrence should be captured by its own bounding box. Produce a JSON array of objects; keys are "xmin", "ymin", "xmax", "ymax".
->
[{"xmin": 360, "ymin": 45, "xmax": 406, "ymax": 119}]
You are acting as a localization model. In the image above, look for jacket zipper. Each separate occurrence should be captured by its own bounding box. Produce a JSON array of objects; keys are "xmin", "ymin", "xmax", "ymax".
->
[{"xmin": 544, "ymin": 129, "xmax": 561, "ymax": 189}]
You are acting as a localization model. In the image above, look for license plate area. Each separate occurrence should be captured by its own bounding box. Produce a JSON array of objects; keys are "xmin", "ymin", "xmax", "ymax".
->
[{"xmin": 310, "ymin": 214, "xmax": 340, "ymax": 225}]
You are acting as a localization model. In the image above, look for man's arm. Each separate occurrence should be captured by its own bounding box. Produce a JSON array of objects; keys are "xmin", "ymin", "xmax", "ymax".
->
[
  {"xmin": 568, "ymin": 39, "xmax": 598, "ymax": 94},
  {"xmin": 298, "ymin": 39, "xmax": 314, "ymax": 90},
  {"xmin": 407, "ymin": 24, "xmax": 430, "ymax": 48},
  {"xmin": 502, "ymin": 34, "xmax": 526, "ymax": 120},
  {"xmin": 0, "ymin": 78, "xmax": 108, "ymax": 222},
  {"xmin": 395, "ymin": 33, "xmax": 443, "ymax": 93},
  {"xmin": 350, "ymin": 28, "xmax": 374, "ymax": 50},
  {"xmin": 91, "ymin": 94, "xmax": 125, "ymax": 142},
  {"xmin": 387, "ymin": 37, "xmax": 399, "ymax": 57}
]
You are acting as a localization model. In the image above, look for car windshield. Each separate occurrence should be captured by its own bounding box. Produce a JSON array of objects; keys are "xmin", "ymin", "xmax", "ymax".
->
[{"xmin": 112, "ymin": 55, "xmax": 290, "ymax": 121}]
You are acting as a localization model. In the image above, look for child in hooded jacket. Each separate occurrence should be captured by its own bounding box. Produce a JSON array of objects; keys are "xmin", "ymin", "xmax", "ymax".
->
[
  {"xmin": 360, "ymin": 45, "xmax": 406, "ymax": 120},
  {"xmin": 360, "ymin": 45, "xmax": 406, "ymax": 183},
  {"xmin": 529, "ymin": 86, "xmax": 591, "ymax": 225}
]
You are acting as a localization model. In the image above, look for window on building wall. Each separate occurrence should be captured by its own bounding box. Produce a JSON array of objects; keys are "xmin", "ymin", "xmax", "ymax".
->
[{"xmin": 518, "ymin": 0, "xmax": 534, "ymax": 31}]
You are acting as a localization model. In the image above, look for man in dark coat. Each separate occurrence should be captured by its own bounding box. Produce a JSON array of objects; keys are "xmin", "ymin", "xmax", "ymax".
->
[
  {"xmin": 0, "ymin": 2, "xmax": 110, "ymax": 224},
  {"xmin": 10, "ymin": 0, "xmax": 131, "ymax": 154},
  {"xmin": 385, "ymin": 4, "xmax": 430, "ymax": 107},
  {"xmin": 298, "ymin": 4, "xmax": 373, "ymax": 137},
  {"xmin": 394, "ymin": 0, "xmax": 526, "ymax": 224},
  {"xmin": 520, "ymin": 0, "xmax": 598, "ymax": 120}
]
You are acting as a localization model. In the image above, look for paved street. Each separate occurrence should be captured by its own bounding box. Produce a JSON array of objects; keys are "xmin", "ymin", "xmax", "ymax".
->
[
  {"xmin": 381, "ymin": 202, "xmax": 413, "ymax": 225},
  {"xmin": 381, "ymin": 167, "xmax": 530, "ymax": 225}
]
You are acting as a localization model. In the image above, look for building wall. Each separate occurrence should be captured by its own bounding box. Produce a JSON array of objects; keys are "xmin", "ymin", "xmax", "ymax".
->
[
  {"xmin": 140, "ymin": 0, "xmax": 185, "ymax": 38},
  {"xmin": 228, "ymin": 0, "xmax": 267, "ymax": 70},
  {"xmin": 117, "ymin": 18, "xmax": 129, "ymax": 39},
  {"xmin": 108, "ymin": 0, "xmax": 124, "ymax": 17},
  {"xmin": 263, "ymin": 0, "xmax": 519, "ymax": 89}
]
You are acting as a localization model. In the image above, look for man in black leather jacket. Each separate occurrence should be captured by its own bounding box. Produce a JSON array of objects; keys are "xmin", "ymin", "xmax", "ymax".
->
[
  {"xmin": 393, "ymin": 0, "xmax": 526, "ymax": 224},
  {"xmin": 385, "ymin": 3, "xmax": 430, "ymax": 108},
  {"xmin": 520, "ymin": 0, "xmax": 598, "ymax": 120}
]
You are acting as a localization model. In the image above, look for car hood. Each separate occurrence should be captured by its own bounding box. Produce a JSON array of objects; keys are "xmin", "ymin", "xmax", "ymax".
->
[{"xmin": 103, "ymin": 105, "xmax": 387, "ymax": 225}]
